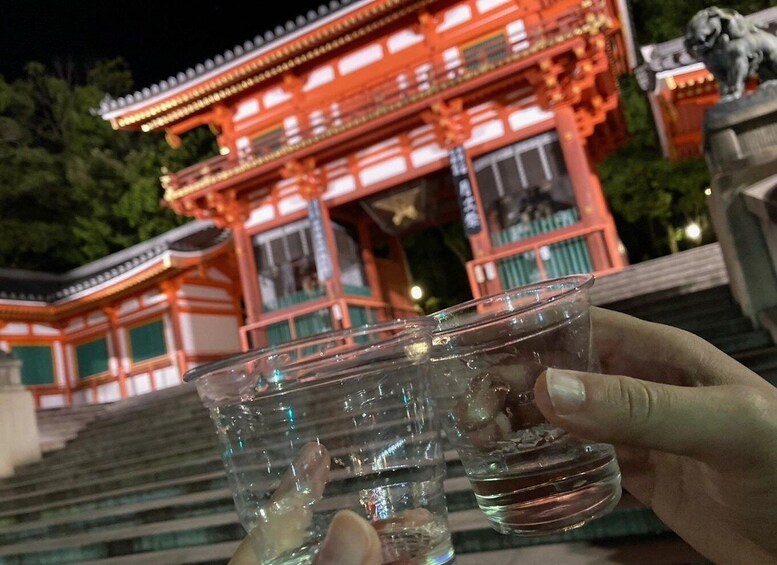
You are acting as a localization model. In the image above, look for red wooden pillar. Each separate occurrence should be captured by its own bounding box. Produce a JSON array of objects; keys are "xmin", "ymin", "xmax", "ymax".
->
[
  {"xmin": 282, "ymin": 159, "xmax": 350, "ymax": 328},
  {"xmin": 159, "ymin": 278, "xmax": 188, "ymax": 378},
  {"xmin": 356, "ymin": 218, "xmax": 382, "ymax": 303},
  {"xmin": 54, "ymin": 324, "xmax": 73, "ymax": 406},
  {"xmin": 554, "ymin": 105, "xmax": 625, "ymax": 271},
  {"xmin": 102, "ymin": 306, "xmax": 128, "ymax": 399},
  {"xmin": 231, "ymin": 221, "xmax": 263, "ymax": 324}
]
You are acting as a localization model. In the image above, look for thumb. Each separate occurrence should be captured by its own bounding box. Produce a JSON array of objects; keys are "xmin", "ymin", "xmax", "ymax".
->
[
  {"xmin": 313, "ymin": 510, "xmax": 383, "ymax": 565},
  {"xmin": 534, "ymin": 368, "xmax": 775, "ymax": 463}
]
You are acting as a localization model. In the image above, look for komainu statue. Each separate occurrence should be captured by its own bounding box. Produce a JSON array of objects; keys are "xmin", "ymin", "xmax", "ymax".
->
[{"xmin": 684, "ymin": 7, "xmax": 777, "ymax": 101}]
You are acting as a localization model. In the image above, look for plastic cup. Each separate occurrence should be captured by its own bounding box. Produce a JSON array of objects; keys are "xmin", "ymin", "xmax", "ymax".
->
[
  {"xmin": 184, "ymin": 318, "xmax": 454, "ymax": 565},
  {"xmin": 429, "ymin": 274, "xmax": 621, "ymax": 536}
]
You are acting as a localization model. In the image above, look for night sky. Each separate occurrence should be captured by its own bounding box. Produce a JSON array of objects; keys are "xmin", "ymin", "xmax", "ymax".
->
[{"xmin": 0, "ymin": 0, "xmax": 330, "ymax": 88}]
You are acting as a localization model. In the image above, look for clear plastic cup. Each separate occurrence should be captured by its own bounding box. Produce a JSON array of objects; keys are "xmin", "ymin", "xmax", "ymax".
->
[
  {"xmin": 184, "ymin": 318, "xmax": 454, "ymax": 565},
  {"xmin": 429, "ymin": 274, "xmax": 621, "ymax": 536}
]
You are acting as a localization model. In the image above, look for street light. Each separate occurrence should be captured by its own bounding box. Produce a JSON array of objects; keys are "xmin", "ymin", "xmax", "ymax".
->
[
  {"xmin": 685, "ymin": 221, "xmax": 702, "ymax": 242},
  {"xmin": 410, "ymin": 285, "xmax": 424, "ymax": 301}
]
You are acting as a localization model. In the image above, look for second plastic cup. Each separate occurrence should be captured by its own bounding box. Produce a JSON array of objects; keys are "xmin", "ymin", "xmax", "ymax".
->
[
  {"xmin": 184, "ymin": 318, "xmax": 453, "ymax": 564},
  {"xmin": 429, "ymin": 274, "xmax": 621, "ymax": 536}
]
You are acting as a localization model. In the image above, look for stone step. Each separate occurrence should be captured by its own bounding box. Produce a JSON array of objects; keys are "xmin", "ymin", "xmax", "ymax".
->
[
  {"xmin": 72, "ymin": 533, "xmax": 705, "ymax": 565},
  {"xmin": 590, "ymin": 244, "xmax": 727, "ymax": 299},
  {"xmin": 0, "ymin": 447, "xmax": 467, "ymax": 512},
  {"xmin": 0, "ymin": 500, "xmax": 664, "ymax": 564},
  {"xmin": 0, "ymin": 470, "xmax": 228, "ymax": 524},
  {"xmin": 4, "ymin": 402, "xmax": 429, "ymax": 486},
  {"xmin": 11, "ymin": 416, "xmax": 215, "ymax": 474},
  {"xmin": 602, "ymin": 284, "xmax": 734, "ymax": 315},
  {"xmin": 0, "ymin": 439, "xmax": 221, "ymax": 494},
  {"xmin": 709, "ymin": 329, "xmax": 773, "ymax": 355},
  {"xmin": 0, "ymin": 455, "xmax": 226, "ymax": 512},
  {"xmin": 732, "ymin": 346, "xmax": 777, "ymax": 374},
  {"xmin": 611, "ymin": 299, "xmax": 746, "ymax": 327},
  {"xmin": 0, "ymin": 476, "xmax": 474, "ymax": 545},
  {"xmin": 78, "ymin": 400, "xmax": 204, "ymax": 438},
  {"xmin": 691, "ymin": 318, "xmax": 756, "ymax": 341}
]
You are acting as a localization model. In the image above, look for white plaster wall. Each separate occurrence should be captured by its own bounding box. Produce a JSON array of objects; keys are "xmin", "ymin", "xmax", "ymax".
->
[
  {"xmin": 437, "ymin": 5, "xmax": 472, "ymax": 32},
  {"xmin": 70, "ymin": 389, "xmax": 91, "ymax": 406},
  {"xmin": 154, "ymin": 366, "xmax": 180, "ymax": 390},
  {"xmin": 303, "ymin": 66, "xmax": 335, "ymax": 91},
  {"xmin": 0, "ymin": 323, "xmax": 27, "ymax": 336},
  {"xmin": 508, "ymin": 105, "xmax": 554, "ymax": 131},
  {"xmin": 410, "ymin": 144, "xmax": 447, "ymax": 168},
  {"xmin": 31, "ymin": 325, "xmax": 59, "ymax": 336},
  {"xmin": 127, "ymin": 373, "xmax": 153, "ymax": 397},
  {"xmin": 388, "ymin": 29, "xmax": 424, "ymax": 53},
  {"xmin": 97, "ymin": 381, "xmax": 121, "ymax": 403},
  {"xmin": 359, "ymin": 156, "xmax": 408, "ymax": 186},
  {"xmin": 39, "ymin": 394, "xmax": 66, "ymax": 409},
  {"xmin": 339, "ymin": 44, "xmax": 384, "ymax": 75},
  {"xmin": 179, "ymin": 313, "xmax": 241, "ymax": 355},
  {"xmin": 179, "ymin": 285, "xmax": 232, "ymax": 301},
  {"xmin": 477, "ymin": 0, "xmax": 510, "ymax": 12},
  {"xmin": 234, "ymin": 99, "xmax": 260, "ymax": 121},
  {"xmin": 118, "ymin": 298, "xmax": 141, "ymax": 315},
  {"xmin": 87, "ymin": 312, "xmax": 107, "ymax": 326}
]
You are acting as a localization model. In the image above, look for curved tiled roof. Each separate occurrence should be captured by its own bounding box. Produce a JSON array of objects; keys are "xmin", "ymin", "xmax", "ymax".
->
[
  {"xmin": 635, "ymin": 7, "xmax": 777, "ymax": 92},
  {"xmin": 0, "ymin": 221, "xmax": 230, "ymax": 304},
  {"xmin": 96, "ymin": 0, "xmax": 360, "ymax": 118}
]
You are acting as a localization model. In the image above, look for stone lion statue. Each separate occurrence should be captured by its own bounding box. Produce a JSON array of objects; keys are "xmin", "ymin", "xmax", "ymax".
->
[{"xmin": 684, "ymin": 7, "xmax": 777, "ymax": 101}]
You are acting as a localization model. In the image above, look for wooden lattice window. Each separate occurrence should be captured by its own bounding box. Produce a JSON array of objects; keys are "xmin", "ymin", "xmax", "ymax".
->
[
  {"xmin": 462, "ymin": 32, "xmax": 509, "ymax": 71},
  {"xmin": 251, "ymin": 125, "xmax": 285, "ymax": 157},
  {"xmin": 12, "ymin": 345, "xmax": 55, "ymax": 386},
  {"xmin": 128, "ymin": 319, "xmax": 167, "ymax": 363},
  {"xmin": 76, "ymin": 337, "xmax": 109, "ymax": 379}
]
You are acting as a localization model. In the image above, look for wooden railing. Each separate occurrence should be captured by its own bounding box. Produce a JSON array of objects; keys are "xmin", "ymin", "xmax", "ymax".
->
[
  {"xmin": 467, "ymin": 222, "xmax": 620, "ymax": 299},
  {"xmin": 239, "ymin": 294, "xmax": 420, "ymax": 351}
]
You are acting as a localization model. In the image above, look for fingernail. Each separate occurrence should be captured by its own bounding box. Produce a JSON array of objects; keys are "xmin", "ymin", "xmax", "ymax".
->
[
  {"xmin": 314, "ymin": 511, "xmax": 374, "ymax": 565},
  {"xmin": 545, "ymin": 369, "xmax": 586, "ymax": 415}
]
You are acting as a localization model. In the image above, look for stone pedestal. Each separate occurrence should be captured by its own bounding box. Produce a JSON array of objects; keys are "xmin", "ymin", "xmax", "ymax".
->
[
  {"xmin": 0, "ymin": 353, "xmax": 42, "ymax": 478},
  {"xmin": 703, "ymin": 83, "xmax": 777, "ymax": 326}
]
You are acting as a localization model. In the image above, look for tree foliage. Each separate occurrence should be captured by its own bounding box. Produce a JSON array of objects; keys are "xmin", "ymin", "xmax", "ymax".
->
[
  {"xmin": 0, "ymin": 59, "xmax": 216, "ymax": 272},
  {"xmin": 598, "ymin": 77, "xmax": 711, "ymax": 260}
]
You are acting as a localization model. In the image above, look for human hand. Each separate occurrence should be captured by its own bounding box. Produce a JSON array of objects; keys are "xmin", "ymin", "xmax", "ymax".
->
[
  {"xmin": 228, "ymin": 443, "xmax": 382, "ymax": 565},
  {"xmin": 533, "ymin": 306, "xmax": 777, "ymax": 565}
]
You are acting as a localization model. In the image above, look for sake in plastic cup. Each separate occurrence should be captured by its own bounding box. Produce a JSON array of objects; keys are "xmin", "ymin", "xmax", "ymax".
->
[
  {"xmin": 184, "ymin": 318, "xmax": 454, "ymax": 564},
  {"xmin": 429, "ymin": 274, "xmax": 621, "ymax": 536}
]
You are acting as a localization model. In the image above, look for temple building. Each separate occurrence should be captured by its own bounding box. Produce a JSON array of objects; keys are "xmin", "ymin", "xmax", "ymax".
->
[
  {"xmin": 635, "ymin": 6, "xmax": 777, "ymax": 161},
  {"xmin": 1, "ymin": 0, "xmax": 638, "ymax": 406},
  {"xmin": 0, "ymin": 222, "xmax": 241, "ymax": 408}
]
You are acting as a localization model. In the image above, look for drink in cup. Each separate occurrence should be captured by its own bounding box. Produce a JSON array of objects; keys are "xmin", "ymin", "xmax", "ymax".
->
[
  {"xmin": 184, "ymin": 318, "xmax": 454, "ymax": 564},
  {"xmin": 430, "ymin": 274, "xmax": 621, "ymax": 535}
]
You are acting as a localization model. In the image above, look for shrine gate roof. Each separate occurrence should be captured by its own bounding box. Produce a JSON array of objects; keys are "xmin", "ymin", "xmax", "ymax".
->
[
  {"xmin": 96, "ymin": 0, "xmax": 362, "ymax": 121},
  {"xmin": 0, "ymin": 221, "xmax": 228, "ymax": 304}
]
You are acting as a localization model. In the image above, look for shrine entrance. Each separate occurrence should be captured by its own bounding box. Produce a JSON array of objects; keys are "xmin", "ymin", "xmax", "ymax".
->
[{"xmin": 333, "ymin": 167, "xmax": 472, "ymax": 316}]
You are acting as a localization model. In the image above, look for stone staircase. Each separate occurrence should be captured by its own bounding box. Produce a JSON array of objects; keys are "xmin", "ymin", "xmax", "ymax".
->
[
  {"xmin": 3, "ymin": 249, "xmax": 773, "ymax": 564},
  {"xmin": 35, "ymin": 404, "xmax": 107, "ymax": 454}
]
